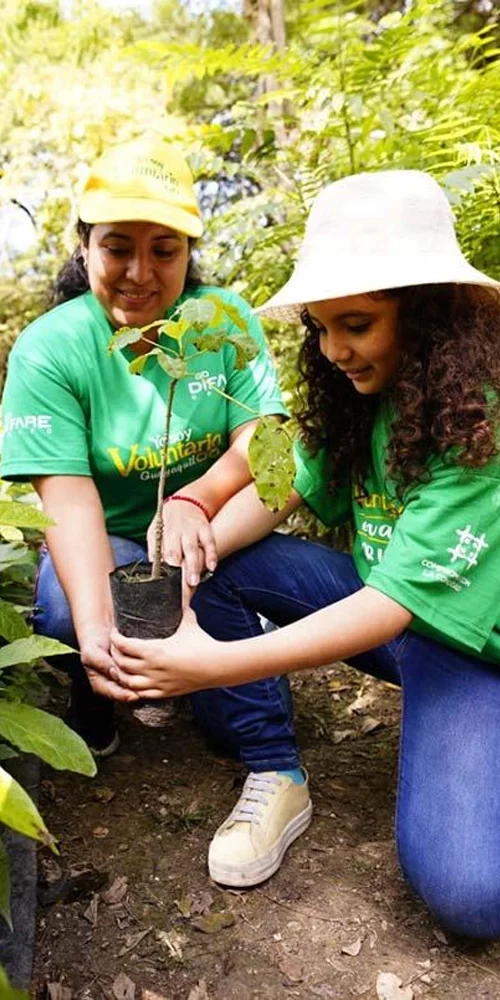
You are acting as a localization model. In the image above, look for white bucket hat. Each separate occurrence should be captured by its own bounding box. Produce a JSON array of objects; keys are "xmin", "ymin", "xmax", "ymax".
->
[{"xmin": 257, "ymin": 169, "xmax": 499, "ymax": 321}]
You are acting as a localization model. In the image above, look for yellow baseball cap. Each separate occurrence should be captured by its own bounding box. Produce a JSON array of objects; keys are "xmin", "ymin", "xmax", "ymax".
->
[{"xmin": 78, "ymin": 137, "xmax": 203, "ymax": 238}]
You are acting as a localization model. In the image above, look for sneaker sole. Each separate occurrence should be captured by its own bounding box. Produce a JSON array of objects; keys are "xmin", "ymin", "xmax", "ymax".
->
[
  {"xmin": 90, "ymin": 731, "xmax": 120, "ymax": 758},
  {"xmin": 208, "ymin": 799, "xmax": 313, "ymax": 888}
]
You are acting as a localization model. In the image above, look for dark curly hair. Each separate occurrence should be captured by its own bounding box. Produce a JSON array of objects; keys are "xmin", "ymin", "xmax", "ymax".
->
[
  {"xmin": 296, "ymin": 283, "xmax": 500, "ymax": 499},
  {"xmin": 51, "ymin": 219, "xmax": 202, "ymax": 306}
]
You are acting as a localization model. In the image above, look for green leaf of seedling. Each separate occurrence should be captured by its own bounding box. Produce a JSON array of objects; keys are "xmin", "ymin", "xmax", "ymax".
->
[
  {"xmin": 0, "ymin": 765, "xmax": 57, "ymax": 850},
  {"xmin": 0, "ymin": 636, "xmax": 75, "ymax": 670},
  {"xmin": 128, "ymin": 348, "xmax": 163, "ymax": 375},
  {"xmin": 200, "ymin": 293, "xmax": 225, "ymax": 325},
  {"xmin": 221, "ymin": 301, "xmax": 248, "ymax": 332},
  {"xmin": 107, "ymin": 326, "xmax": 143, "ymax": 354},
  {"xmin": 249, "ymin": 419, "xmax": 296, "ymax": 513},
  {"xmin": 0, "ymin": 599, "xmax": 30, "ymax": 642},
  {"xmin": 178, "ymin": 298, "xmax": 216, "ymax": 328},
  {"xmin": 0, "ymin": 963, "xmax": 27, "ymax": 999},
  {"xmin": 0, "ymin": 839, "xmax": 12, "ymax": 931},
  {"xmin": 0, "ymin": 501, "xmax": 53, "ymax": 530},
  {"xmin": 159, "ymin": 317, "xmax": 190, "ymax": 341},
  {"xmin": 226, "ymin": 334, "xmax": 259, "ymax": 370},
  {"xmin": 192, "ymin": 333, "xmax": 226, "ymax": 355},
  {"xmin": 0, "ymin": 747, "xmax": 18, "ymax": 762},
  {"xmin": 0, "ymin": 704, "xmax": 96, "ymax": 775},
  {"xmin": 157, "ymin": 355, "xmax": 188, "ymax": 379}
]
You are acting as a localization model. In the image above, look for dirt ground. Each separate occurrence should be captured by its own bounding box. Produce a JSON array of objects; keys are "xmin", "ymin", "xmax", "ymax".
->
[{"xmin": 32, "ymin": 665, "xmax": 500, "ymax": 1000}]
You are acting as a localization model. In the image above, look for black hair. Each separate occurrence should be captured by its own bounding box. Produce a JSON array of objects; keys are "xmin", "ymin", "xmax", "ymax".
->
[{"xmin": 51, "ymin": 219, "xmax": 202, "ymax": 306}]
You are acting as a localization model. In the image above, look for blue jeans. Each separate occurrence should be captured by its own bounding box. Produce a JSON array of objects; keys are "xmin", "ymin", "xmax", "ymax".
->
[
  {"xmin": 192, "ymin": 532, "xmax": 500, "ymax": 939},
  {"xmin": 33, "ymin": 536, "xmax": 299, "ymax": 772}
]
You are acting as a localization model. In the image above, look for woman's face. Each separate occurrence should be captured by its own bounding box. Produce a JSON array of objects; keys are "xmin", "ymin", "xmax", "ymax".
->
[
  {"xmin": 82, "ymin": 221, "xmax": 190, "ymax": 329},
  {"xmin": 306, "ymin": 293, "xmax": 401, "ymax": 395}
]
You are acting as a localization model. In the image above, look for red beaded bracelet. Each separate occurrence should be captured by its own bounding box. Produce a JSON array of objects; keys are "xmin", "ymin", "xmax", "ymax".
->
[{"xmin": 164, "ymin": 494, "xmax": 212, "ymax": 521}]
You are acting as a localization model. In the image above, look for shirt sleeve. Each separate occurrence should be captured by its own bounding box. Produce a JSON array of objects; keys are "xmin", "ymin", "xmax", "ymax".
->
[
  {"xmin": 365, "ymin": 462, "xmax": 500, "ymax": 654},
  {"xmin": 293, "ymin": 440, "xmax": 352, "ymax": 528},
  {"xmin": 1, "ymin": 344, "xmax": 91, "ymax": 480},
  {"xmin": 223, "ymin": 302, "xmax": 288, "ymax": 431}
]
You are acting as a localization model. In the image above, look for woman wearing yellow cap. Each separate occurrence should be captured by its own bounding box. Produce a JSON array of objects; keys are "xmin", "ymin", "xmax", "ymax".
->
[{"xmin": 0, "ymin": 138, "xmax": 307, "ymax": 853}]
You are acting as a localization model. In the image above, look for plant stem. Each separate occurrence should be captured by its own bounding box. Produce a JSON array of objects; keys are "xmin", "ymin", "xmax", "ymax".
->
[{"xmin": 152, "ymin": 378, "xmax": 178, "ymax": 580}]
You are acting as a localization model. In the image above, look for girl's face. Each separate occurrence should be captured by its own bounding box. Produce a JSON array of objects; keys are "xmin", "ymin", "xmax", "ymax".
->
[
  {"xmin": 82, "ymin": 221, "xmax": 190, "ymax": 329},
  {"xmin": 306, "ymin": 293, "xmax": 401, "ymax": 395}
]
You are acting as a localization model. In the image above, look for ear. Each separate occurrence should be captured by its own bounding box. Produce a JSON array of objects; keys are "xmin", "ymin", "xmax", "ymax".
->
[{"xmin": 80, "ymin": 244, "xmax": 88, "ymax": 268}]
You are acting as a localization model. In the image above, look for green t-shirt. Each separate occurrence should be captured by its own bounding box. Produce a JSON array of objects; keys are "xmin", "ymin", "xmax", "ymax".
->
[
  {"xmin": 294, "ymin": 400, "xmax": 500, "ymax": 665},
  {"xmin": 1, "ymin": 287, "xmax": 287, "ymax": 541}
]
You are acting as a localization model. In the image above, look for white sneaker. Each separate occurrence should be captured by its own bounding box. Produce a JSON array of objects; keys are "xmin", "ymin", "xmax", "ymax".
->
[{"xmin": 208, "ymin": 770, "xmax": 312, "ymax": 887}]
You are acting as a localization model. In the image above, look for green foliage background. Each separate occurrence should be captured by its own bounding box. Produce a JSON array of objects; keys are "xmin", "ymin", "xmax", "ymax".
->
[{"xmin": 1, "ymin": 0, "xmax": 500, "ymax": 387}]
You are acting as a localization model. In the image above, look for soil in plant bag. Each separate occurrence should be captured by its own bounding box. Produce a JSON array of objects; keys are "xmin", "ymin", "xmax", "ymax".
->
[{"xmin": 110, "ymin": 561, "xmax": 183, "ymax": 726}]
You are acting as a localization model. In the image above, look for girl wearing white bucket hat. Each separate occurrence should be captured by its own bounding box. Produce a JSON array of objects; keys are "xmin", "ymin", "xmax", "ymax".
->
[{"xmin": 108, "ymin": 170, "xmax": 500, "ymax": 935}]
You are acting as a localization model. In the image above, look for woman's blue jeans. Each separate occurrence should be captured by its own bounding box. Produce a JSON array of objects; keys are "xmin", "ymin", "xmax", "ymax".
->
[
  {"xmin": 191, "ymin": 532, "xmax": 500, "ymax": 939},
  {"xmin": 33, "ymin": 536, "xmax": 299, "ymax": 772}
]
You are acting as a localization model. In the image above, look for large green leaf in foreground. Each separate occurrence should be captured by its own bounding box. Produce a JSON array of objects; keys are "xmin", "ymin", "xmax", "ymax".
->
[
  {"xmin": 249, "ymin": 418, "xmax": 296, "ymax": 513},
  {"xmin": 0, "ymin": 965, "xmax": 27, "ymax": 999},
  {"xmin": 0, "ymin": 765, "xmax": 56, "ymax": 849},
  {"xmin": 0, "ymin": 704, "xmax": 96, "ymax": 776},
  {"xmin": 0, "ymin": 635, "xmax": 74, "ymax": 670}
]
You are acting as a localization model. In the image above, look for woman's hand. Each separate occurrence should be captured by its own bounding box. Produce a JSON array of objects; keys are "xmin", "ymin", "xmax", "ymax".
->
[
  {"xmin": 146, "ymin": 499, "xmax": 218, "ymax": 591},
  {"xmin": 79, "ymin": 623, "xmax": 139, "ymax": 703},
  {"xmin": 109, "ymin": 608, "xmax": 220, "ymax": 698}
]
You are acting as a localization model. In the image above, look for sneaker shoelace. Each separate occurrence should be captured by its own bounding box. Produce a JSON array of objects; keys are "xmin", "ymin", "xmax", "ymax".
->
[{"xmin": 228, "ymin": 773, "xmax": 282, "ymax": 826}]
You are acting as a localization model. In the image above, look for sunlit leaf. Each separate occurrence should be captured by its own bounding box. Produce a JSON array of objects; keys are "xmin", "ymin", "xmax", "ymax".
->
[
  {"xmin": 157, "ymin": 355, "xmax": 188, "ymax": 379},
  {"xmin": 226, "ymin": 333, "xmax": 259, "ymax": 369},
  {"xmin": 179, "ymin": 298, "xmax": 216, "ymax": 328},
  {"xmin": 0, "ymin": 636, "xmax": 75, "ymax": 670},
  {"xmin": 0, "ymin": 703, "xmax": 96, "ymax": 775},
  {"xmin": 0, "ymin": 765, "xmax": 56, "ymax": 850},
  {"xmin": 0, "ymin": 599, "xmax": 30, "ymax": 642},
  {"xmin": 107, "ymin": 327, "xmax": 142, "ymax": 354},
  {"xmin": 249, "ymin": 419, "xmax": 296, "ymax": 512},
  {"xmin": 159, "ymin": 317, "xmax": 190, "ymax": 341},
  {"xmin": 221, "ymin": 301, "xmax": 248, "ymax": 331},
  {"xmin": 0, "ymin": 502, "xmax": 52, "ymax": 530}
]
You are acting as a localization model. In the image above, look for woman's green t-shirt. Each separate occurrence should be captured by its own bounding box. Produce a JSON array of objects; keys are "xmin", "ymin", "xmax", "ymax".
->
[
  {"xmin": 294, "ymin": 401, "xmax": 500, "ymax": 665},
  {"xmin": 1, "ymin": 287, "xmax": 287, "ymax": 541}
]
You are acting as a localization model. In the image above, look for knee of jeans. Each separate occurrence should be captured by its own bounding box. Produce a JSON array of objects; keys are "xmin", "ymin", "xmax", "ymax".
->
[
  {"xmin": 400, "ymin": 847, "xmax": 500, "ymax": 939},
  {"xmin": 33, "ymin": 597, "xmax": 75, "ymax": 646}
]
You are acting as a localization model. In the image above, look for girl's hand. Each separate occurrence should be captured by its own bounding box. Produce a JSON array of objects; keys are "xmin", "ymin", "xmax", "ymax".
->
[
  {"xmin": 109, "ymin": 608, "xmax": 220, "ymax": 698},
  {"xmin": 146, "ymin": 500, "xmax": 218, "ymax": 589},
  {"xmin": 79, "ymin": 624, "xmax": 140, "ymax": 703}
]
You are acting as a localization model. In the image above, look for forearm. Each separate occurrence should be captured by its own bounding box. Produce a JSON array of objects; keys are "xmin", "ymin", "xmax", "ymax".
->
[
  {"xmin": 209, "ymin": 586, "xmax": 413, "ymax": 686},
  {"xmin": 34, "ymin": 476, "xmax": 115, "ymax": 639},
  {"xmin": 211, "ymin": 484, "xmax": 302, "ymax": 560},
  {"xmin": 172, "ymin": 420, "xmax": 259, "ymax": 516}
]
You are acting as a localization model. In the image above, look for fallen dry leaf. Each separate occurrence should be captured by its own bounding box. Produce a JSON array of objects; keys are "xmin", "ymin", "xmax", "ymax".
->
[
  {"xmin": 376, "ymin": 971, "xmax": 413, "ymax": 1000},
  {"xmin": 278, "ymin": 954, "xmax": 304, "ymax": 983},
  {"xmin": 191, "ymin": 910, "xmax": 235, "ymax": 934},
  {"xmin": 118, "ymin": 927, "xmax": 152, "ymax": 956},
  {"xmin": 47, "ymin": 984, "xmax": 72, "ymax": 1000},
  {"xmin": 341, "ymin": 936, "xmax": 363, "ymax": 957},
  {"xmin": 92, "ymin": 826, "xmax": 109, "ymax": 838},
  {"xmin": 103, "ymin": 876, "xmax": 128, "ymax": 905},
  {"xmin": 112, "ymin": 972, "xmax": 136, "ymax": 1000},
  {"xmin": 332, "ymin": 729, "xmax": 355, "ymax": 745},
  {"xmin": 360, "ymin": 716, "xmax": 383, "ymax": 735},
  {"xmin": 156, "ymin": 929, "xmax": 187, "ymax": 961},
  {"xmin": 187, "ymin": 979, "xmax": 209, "ymax": 1000},
  {"xmin": 175, "ymin": 894, "xmax": 193, "ymax": 918},
  {"xmin": 346, "ymin": 690, "xmax": 376, "ymax": 716},
  {"xmin": 83, "ymin": 893, "xmax": 99, "ymax": 926},
  {"xmin": 190, "ymin": 890, "xmax": 214, "ymax": 915}
]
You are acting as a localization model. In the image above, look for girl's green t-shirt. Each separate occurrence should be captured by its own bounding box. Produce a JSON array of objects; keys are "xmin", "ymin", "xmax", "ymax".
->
[
  {"xmin": 1, "ymin": 287, "xmax": 287, "ymax": 541},
  {"xmin": 294, "ymin": 401, "xmax": 500, "ymax": 665}
]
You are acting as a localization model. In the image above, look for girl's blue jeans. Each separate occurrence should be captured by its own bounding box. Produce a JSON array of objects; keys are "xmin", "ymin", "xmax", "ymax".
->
[
  {"xmin": 35, "ymin": 531, "xmax": 500, "ymax": 938},
  {"xmin": 192, "ymin": 532, "xmax": 500, "ymax": 940}
]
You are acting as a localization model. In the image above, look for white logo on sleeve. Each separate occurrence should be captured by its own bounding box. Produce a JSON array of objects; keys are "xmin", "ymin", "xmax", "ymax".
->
[
  {"xmin": 3, "ymin": 413, "xmax": 52, "ymax": 435},
  {"xmin": 447, "ymin": 525, "xmax": 488, "ymax": 569}
]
